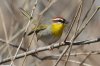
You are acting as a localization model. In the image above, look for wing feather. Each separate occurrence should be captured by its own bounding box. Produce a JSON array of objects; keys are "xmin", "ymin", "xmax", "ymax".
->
[{"xmin": 28, "ymin": 25, "xmax": 48, "ymax": 35}]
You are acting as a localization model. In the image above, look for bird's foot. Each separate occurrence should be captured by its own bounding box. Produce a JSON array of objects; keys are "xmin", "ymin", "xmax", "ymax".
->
[{"xmin": 49, "ymin": 44, "xmax": 54, "ymax": 50}]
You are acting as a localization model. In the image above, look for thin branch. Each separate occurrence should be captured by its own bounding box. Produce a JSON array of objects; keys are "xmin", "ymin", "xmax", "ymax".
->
[
  {"xmin": 20, "ymin": 0, "xmax": 58, "ymax": 66},
  {"xmin": 65, "ymin": 1, "xmax": 83, "ymax": 65},
  {"xmin": 77, "ymin": 0, "xmax": 95, "ymax": 34},
  {"xmin": 74, "ymin": 6, "xmax": 100, "ymax": 40},
  {"xmin": 0, "ymin": 37, "xmax": 100, "ymax": 64},
  {"xmin": 64, "ymin": 1, "xmax": 82, "ymax": 42},
  {"xmin": 0, "ymin": 38, "xmax": 42, "ymax": 60},
  {"xmin": 39, "ymin": 0, "xmax": 57, "ymax": 16},
  {"xmin": 40, "ymin": 51, "xmax": 100, "ymax": 60},
  {"xmin": 80, "ymin": 51, "xmax": 93, "ymax": 66},
  {"xmin": 10, "ymin": 3, "xmax": 35, "ymax": 66},
  {"xmin": 0, "ymin": 8, "xmax": 14, "ymax": 65},
  {"xmin": 21, "ymin": 0, "xmax": 39, "ymax": 65},
  {"xmin": 53, "ymin": 1, "xmax": 83, "ymax": 66},
  {"xmin": 82, "ymin": 0, "xmax": 95, "ymax": 22},
  {"xmin": 40, "ymin": 56, "xmax": 92, "ymax": 66}
]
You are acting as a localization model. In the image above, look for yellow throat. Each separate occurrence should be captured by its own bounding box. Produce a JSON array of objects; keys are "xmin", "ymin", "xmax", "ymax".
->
[{"xmin": 51, "ymin": 23, "xmax": 64, "ymax": 37}]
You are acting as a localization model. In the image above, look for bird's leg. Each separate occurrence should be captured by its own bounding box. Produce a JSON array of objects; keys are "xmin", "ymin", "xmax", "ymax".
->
[{"xmin": 49, "ymin": 44, "xmax": 55, "ymax": 50}]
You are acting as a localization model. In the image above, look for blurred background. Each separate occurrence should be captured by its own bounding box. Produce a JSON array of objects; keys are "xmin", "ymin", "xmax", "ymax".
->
[{"xmin": 0, "ymin": 0, "xmax": 100, "ymax": 66}]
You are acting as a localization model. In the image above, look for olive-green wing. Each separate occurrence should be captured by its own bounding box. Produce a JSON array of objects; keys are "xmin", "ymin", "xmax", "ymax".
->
[{"xmin": 28, "ymin": 25, "xmax": 48, "ymax": 35}]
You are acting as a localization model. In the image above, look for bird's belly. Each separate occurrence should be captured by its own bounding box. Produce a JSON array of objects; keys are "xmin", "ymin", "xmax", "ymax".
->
[
  {"xmin": 37, "ymin": 30, "xmax": 60, "ymax": 45},
  {"xmin": 40, "ymin": 35, "xmax": 60, "ymax": 45}
]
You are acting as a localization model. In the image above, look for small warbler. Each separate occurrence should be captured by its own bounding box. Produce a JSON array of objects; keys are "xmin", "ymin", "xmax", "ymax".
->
[{"xmin": 28, "ymin": 17, "xmax": 69, "ymax": 45}]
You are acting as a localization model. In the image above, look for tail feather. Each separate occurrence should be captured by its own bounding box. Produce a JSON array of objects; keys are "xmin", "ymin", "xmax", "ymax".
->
[{"xmin": 28, "ymin": 31, "xmax": 34, "ymax": 35}]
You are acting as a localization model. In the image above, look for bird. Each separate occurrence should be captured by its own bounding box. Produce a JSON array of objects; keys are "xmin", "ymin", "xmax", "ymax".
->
[{"xmin": 28, "ymin": 17, "xmax": 69, "ymax": 45}]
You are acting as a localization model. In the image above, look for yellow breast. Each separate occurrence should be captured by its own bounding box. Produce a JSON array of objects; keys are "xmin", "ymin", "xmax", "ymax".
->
[{"xmin": 51, "ymin": 23, "xmax": 64, "ymax": 37}]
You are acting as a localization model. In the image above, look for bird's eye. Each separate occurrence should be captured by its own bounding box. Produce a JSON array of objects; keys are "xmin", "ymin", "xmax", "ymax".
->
[
  {"xmin": 57, "ymin": 18, "xmax": 65, "ymax": 23},
  {"xmin": 57, "ymin": 19, "xmax": 63, "ymax": 22}
]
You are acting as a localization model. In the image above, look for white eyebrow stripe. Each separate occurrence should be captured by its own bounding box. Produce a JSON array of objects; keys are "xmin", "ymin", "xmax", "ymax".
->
[{"xmin": 53, "ymin": 18, "xmax": 63, "ymax": 21}]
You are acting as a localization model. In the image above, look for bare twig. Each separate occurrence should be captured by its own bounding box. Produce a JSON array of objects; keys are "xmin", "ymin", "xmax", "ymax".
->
[
  {"xmin": 39, "ymin": 0, "xmax": 57, "ymax": 16},
  {"xmin": 0, "ymin": 38, "xmax": 42, "ymax": 60},
  {"xmin": 80, "ymin": 51, "xmax": 93, "ymax": 66},
  {"xmin": 0, "ymin": 8, "xmax": 15, "ymax": 65},
  {"xmin": 53, "ymin": 1, "xmax": 83, "ymax": 66},
  {"xmin": 40, "ymin": 55, "xmax": 92, "ymax": 66},
  {"xmin": 64, "ymin": 1, "xmax": 83, "ymax": 65},
  {"xmin": 77, "ymin": 0, "xmax": 95, "ymax": 33},
  {"xmin": 20, "ymin": 0, "xmax": 58, "ymax": 66},
  {"xmin": 10, "ymin": 3, "xmax": 35, "ymax": 66},
  {"xmin": 0, "ymin": 53, "xmax": 92, "ymax": 66},
  {"xmin": 21, "ymin": 1, "xmax": 39, "ymax": 66},
  {"xmin": 74, "ymin": 6, "xmax": 100, "ymax": 39},
  {"xmin": 0, "ymin": 37, "xmax": 100, "ymax": 64},
  {"xmin": 64, "ymin": 1, "xmax": 82, "ymax": 42},
  {"xmin": 82, "ymin": 0, "xmax": 95, "ymax": 22},
  {"xmin": 1, "ymin": 37, "xmax": 100, "ymax": 46},
  {"xmin": 40, "ymin": 51, "xmax": 100, "ymax": 60}
]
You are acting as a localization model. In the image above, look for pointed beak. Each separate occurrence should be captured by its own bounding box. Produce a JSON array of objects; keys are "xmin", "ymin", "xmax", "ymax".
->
[{"xmin": 64, "ymin": 20, "xmax": 69, "ymax": 24}]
